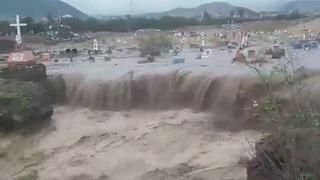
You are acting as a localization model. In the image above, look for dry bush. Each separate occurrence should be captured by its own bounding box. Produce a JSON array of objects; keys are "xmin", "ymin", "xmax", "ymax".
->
[
  {"xmin": 137, "ymin": 31, "xmax": 172, "ymax": 56},
  {"xmin": 246, "ymin": 50, "xmax": 320, "ymax": 180}
]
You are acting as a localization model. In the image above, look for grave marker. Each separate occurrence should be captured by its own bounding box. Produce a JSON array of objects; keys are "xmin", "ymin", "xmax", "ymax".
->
[{"xmin": 10, "ymin": 15, "xmax": 27, "ymax": 46}]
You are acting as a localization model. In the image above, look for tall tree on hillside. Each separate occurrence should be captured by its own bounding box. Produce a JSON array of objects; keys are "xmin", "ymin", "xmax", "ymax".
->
[
  {"xmin": 289, "ymin": 10, "xmax": 302, "ymax": 20},
  {"xmin": 201, "ymin": 10, "xmax": 212, "ymax": 25},
  {"xmin": 46, "ymin": 13, "xmax": 55, "ymax": 25},
  {"xmin": 63, "ymin": 17, "xmax": 87, "ymax": 32},
  {"xmin": 230, "ymin": 11, "xmax": 235, "ymax": 18},
  {"xmin": 238, "ymin": 9, "xmax": 244, "ymax": 18},
  {"xmin": 22, "ymin": 17, "xmax": 34, "ymax": 24}
]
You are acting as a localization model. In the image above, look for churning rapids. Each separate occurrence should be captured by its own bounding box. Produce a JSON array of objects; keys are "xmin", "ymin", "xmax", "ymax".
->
[{"xmin": 2, "ymin": 51, "xmax": 320, "ymax": 180}]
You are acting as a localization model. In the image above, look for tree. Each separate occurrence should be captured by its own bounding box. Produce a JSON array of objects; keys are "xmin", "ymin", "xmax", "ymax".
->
[
  {"xmin": 22, "ymin": 17, "xmax": 34, "ymax": 24},
  {"xmin": 188, "ymin": 17, "xmax": 200, "ymax": 26},
  {"xmin": 0, "ymin": 21, "xmax": 10, "ymax": 35},
  {"xmin": 238, "ymin": 9, "xmax": 245, "ymax": 18},
  {"xmin": 201, "ymin": 10, "xmax": 212, "ymax": 25},
  {"xmin": 288, "ymin": 10, "xmax": 302, "ymax": 20},
  {"xmin": 29, "ymin": 23, "xmax": 46, "ymax": 34},
  {"xmin": 137, "ymin": 30, "xmax": 172, "ymax": 55},
  {"xmin": 85, "ymin": 18, "xmax": 100, "ymax": 32},
  {"xmin": 46, "ymin": 13, "xmax": 55, "ymax": 25},
  {"xmin": 63, "ymin": 17, "xmax": 87, "ymax": 32},
  {"xmin": 230, "ymin": 11, "xmax": 235, "ymax": 18},
  {"xmin": 21, "ymin": 16, "xmax": 35, "ymax": 33}
]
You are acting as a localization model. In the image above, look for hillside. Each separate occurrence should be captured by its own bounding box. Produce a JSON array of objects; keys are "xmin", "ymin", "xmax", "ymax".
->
[
  {"xmin": 0, "ymin": 0, "xmax": 89, "ymax": 20},
  {"xmin": 283, "ymin": 0, "xmax": 320, "ymax": 13},
  {"xmin": 143, "ymin": 2, "xmax": 258, "ymax": 19}
]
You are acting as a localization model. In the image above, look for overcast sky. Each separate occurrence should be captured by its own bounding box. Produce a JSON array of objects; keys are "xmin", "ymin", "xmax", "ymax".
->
[{"xmin": 62, "ymin": 0, "xmax": 290, "ymax": 16}]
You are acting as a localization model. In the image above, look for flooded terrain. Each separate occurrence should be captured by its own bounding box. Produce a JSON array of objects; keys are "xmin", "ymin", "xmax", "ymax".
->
[
  {"xmin": 35, "ymin": 107, "xmax": 260, "ymax": 180},
  {"xmin": 1, "ymin": 17, "xmax": 320, "ymax": 180}
]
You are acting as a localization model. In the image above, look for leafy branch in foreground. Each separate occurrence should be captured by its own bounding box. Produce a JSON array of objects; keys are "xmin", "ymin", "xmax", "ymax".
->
[{"xmin": 246, "ymin": 49, "xmax": 320, "ymax": 180}]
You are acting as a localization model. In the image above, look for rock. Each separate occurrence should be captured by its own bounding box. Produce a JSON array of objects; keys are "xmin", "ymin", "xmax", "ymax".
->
[
  {"xmin": 104, "ymin": 56, "xmax": 111, "ymax": 61},
  {"xmin": 264, "ymin": 48, "xmax": 273, "ymax": 55},
  {"xmin": 233, "ymin": 50, "xmax": 246, "ymax": 63},
  {"xmin": 0, "ymin": 80, "xmax": 53, "ymax": 129},
  {"xmin": 89, "ymin": 56, "xmax": 95, "ymax": 62},
  {"xmin": 189, "ymin": 43, "xmax": 200, "ymax": 48},
  {"xmin": 172, "ymin": 58, "xmax": 185, "ymax": 64},
  {"xmin": 138, "ymin": 56, "xmax": 155, "ymax": 64},
  {"xmin": 272, "ymin": 48, "xmax": 285, "ymax": 59},
  {"xmin": 106, "ymin": 47, "xmax": 113, "ymax": 54},
  {"xmin": 140, "ymin": 49, "xmax": 161, "ymax": 57}
]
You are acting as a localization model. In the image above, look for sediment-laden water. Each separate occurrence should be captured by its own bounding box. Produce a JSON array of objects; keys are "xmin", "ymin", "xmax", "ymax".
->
[{"xmin": 1, "ymin": 64, "xmax": 320, "ymax": 179}]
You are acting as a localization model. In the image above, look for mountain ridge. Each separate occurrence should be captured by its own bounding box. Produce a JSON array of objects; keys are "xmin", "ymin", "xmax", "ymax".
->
[
  {"xmin": 283, "ymin": 0, "xmax": 320, "ymax": 12},
  {"xmin": 142, "ymin": 2, "xmax": 258, "ymax": 19},
  {"xmin": 0, "ymin": 0, "xmax": 89, "ymax": 20}
]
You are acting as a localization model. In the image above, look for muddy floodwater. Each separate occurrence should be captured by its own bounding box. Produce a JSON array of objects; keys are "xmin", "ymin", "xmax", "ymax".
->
[
  {"xmin": 35, "ymin": 107, "xmax": 260, "ymax": 180},
  {"xmin": 2, "ymin": 43, "xmax": 320, "ymax": 179}
]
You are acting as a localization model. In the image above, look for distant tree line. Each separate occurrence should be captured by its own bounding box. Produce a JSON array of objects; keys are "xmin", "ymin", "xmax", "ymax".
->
[
  {"xmin": 0, "ymin": 16, "xmax": 45, "ymax": 35},
  {"xmin": 273, "ymin": 10, "xmax": 307, "ymax": 20},
  {"xmin": 0, "ymin": 11, "xmax": 306, "ymax": 35}
]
